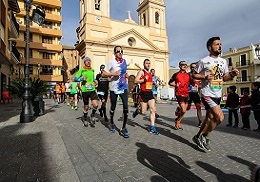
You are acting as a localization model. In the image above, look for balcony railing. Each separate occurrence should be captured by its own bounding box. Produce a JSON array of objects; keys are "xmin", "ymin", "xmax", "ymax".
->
[
  {"xmin": 236, "ymin": 76, "xmax": 251, "ymax": 82},
  {"xmin": 9, "ymin": 11, "xmax": 19, "ymax": 38},
  {"xmin": 11, "ymin": 44, "xmax": 20, "ymax": 64},
  {"xmin": 236, "ymin": 60, "xmax": 250, "ymax": 67}
]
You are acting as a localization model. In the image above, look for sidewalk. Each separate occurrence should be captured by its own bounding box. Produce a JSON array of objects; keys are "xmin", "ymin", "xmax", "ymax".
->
[{"xmin": 0, "ymin": 98, "xmax": 259, "ymax": 181}]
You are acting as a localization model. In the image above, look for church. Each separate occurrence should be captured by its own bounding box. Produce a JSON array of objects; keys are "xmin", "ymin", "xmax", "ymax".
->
[{"xmin": 76, "ymin": 0, "xmax": 170, "ymax": 91}]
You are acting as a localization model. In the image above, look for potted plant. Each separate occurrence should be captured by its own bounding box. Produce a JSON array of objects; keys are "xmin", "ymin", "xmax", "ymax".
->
[{"xmin": 8, "ymin": 78, "xmax": 49, "ymax": 116}]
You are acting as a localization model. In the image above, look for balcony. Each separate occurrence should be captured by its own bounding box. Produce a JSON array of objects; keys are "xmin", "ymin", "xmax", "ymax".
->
[
  {"xmin": 10, "ymin": 43, "xmax": 20, "ymax": 64},
  {"xmin": 236, "ymin": 76, "xmax": 251, "ymax": 82},
  {"xmin": 236, "ymin": 60, "xmax": 250, "ymax": 67},
  {"xmin": 9, "ymin": 11, "xmax": 19, "ymax": 39}
]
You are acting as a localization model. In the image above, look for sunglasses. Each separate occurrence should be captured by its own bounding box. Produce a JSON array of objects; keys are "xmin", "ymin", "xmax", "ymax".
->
[
  {"xmin": 180, "ymin": 64, "xmax": 187, "ymax": 66},
  {"xmin": 191, "ymin": 66, "xmax": 196, "ymax": 68},
  {"xmin": 115, "ymin": 50, "xmax": 123, "ymax": 54}
]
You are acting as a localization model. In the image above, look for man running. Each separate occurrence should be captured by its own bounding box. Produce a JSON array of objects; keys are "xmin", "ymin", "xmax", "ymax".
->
[
  {"xmin": 168, "ymin": 61, "xmax": 190, "ymax": 130},
  {"xmin": 95, "ymin": 64, "xmax": 110, "ymax": 122},
  {"xmin": 132, "ymin": 59, "xmax": 159, "ymax": 135},
  {"xmin": 187, "ymin": 63, "xmax": 203, "ymax": 127},
  {"xmin": 192, "ymin": 37, "xmax": 239, "ymax": 151},
  {"xmin": 74, "ymin": 56, "xmax": 99, "ymax": 127},
  {"xmin": 102, "ymin": 46, "xmax": 130, "ymax": 138}
]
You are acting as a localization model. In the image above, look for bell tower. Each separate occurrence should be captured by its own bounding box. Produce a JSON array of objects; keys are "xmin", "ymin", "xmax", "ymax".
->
[{"xmin": 79, "ymin": 0, "xmax": 110, "ymax": 20}]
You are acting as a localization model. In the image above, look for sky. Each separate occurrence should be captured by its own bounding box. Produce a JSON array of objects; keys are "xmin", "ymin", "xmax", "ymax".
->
[{"xmin": 61, "ymin": 0, "xmax": 260, "ymax": 67}]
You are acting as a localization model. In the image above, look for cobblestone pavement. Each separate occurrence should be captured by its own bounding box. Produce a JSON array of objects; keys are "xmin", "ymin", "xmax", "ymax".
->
[{"xmin": 0, "ymin": 99, "xmax": 259, "ymax": 181}]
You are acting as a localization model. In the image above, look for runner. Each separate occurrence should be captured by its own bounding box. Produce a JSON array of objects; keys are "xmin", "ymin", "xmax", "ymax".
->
[
  {"xmin": 192, "ymin": 36, "xmax": 239, "ymax": 151},
  {"xmin": 132, "ymin": 59, "xmax": 159, "ymax": 135},
  {"xmin": 168, "ymin": 61, "xmax": 190, "ymax": 130}
]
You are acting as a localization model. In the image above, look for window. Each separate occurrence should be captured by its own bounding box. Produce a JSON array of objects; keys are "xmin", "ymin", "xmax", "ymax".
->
[
  {"xmin": 143, "ymin": 13, "xmax": 146, "ymax": 26},
  {"xmin": 42, "ymin": 21, "xmax": 52, "ymax": 29},
  {"xmin": 227, "ymin": 57, "xmax": 232, "ymax": 66},
  {"xmin": 24, "ymin": 48, "xmax": 33, "ymax": 58},
  {"xmin": 128, "ymin": 37, "xmax": 136, "ymax": 47},
  {"xmin": 42, "ymin": 6, "xmax": 52, "ymax": 14},
  {"xmin": 241, "ymin": 70, "xmax": 247, "ymax": 81},
  {"xmin": 24, "ymin": 32, "xmax": 33, "ymax": 42},
  {"xmin": 42, "ymin": 36, "xmax": 53, "ymax": 44},
  {"xmin": 24, "ymin": 65, "xmax": 33, "ymax": 74},
  {"xmin": 155, "ymin": 12, "xmax": 159, "ymax": 24},
  {"xmin": 41, "ymin": 65, "xmax": 53, "ymax": 75},
  {"xmin": 42, "ymin": 52, "xmax": 54, "ymax": 59},
  {"xmin": 240, "ymin": 54, "xmax": 246, "ymax": 66},
  {"xmin": 95, "ymin": 0, "xmax": 101, "ymax": 10}
]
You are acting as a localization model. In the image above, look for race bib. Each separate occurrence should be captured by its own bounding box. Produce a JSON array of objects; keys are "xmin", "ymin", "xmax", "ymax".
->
[
  {"xmin": 97, "ymin": 91, "xmax": 105, "ymax": 95},
  {"xmin": 114, "ymin": 90, "xmax": 124, "ymax": 94},
  {"xmin": 146, "ymin": 82, "xmax": 153, "ymax": 90},
  {"xmin": 210, "ymin": 79, "xmax": 223, "ymax": 92},
  {"xmin": 85, "ymin": 85, "xmax": 94, "ymax": 90}
]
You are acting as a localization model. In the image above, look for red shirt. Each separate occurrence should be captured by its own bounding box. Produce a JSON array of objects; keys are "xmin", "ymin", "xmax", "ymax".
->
[
  {"xmin": 169, "ymin": 71, "xmax": 190, "ymax": 97},
  {"xmin": 140, "ymin": 70, "xmax": 153, "ymax": 92}
]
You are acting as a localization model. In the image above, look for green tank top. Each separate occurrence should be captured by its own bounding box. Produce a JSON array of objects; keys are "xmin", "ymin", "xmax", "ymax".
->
[{"xmin": 70, "ymin": 82, "xmax": 78, "ymax": 94}]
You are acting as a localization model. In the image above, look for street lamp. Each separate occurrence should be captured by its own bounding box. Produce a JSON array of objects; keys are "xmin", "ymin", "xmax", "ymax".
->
[
  {"xmin": 20, "ymin": 0, "xmax": 45, "ymax": 123},
  {"xmin": 255, "ymin": 44, "xmax": 260, "ymax": 60}
]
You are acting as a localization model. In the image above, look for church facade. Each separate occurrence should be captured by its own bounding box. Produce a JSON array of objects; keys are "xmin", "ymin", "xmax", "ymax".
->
[{"xmin": 76, "ymin": 0, "xmax": 170, "ymax": 91}]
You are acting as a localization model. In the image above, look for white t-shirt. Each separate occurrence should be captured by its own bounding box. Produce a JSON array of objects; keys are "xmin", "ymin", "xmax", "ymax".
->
[
  {"xmin": 65, "ymin": 82, "xmax": 70, "ymax": 92},
  {"xmin": 104, "ymin": 58, "xmax": 128, "ymax": 92},
  {"xmin": 195, "ymin": 56, "xmax": 229, "ymax": 98}
]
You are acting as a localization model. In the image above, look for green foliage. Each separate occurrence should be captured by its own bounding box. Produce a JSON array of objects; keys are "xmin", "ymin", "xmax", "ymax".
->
[{"xmin": 8, "ymin": 78, "xmax": 49, "ymax": 100}]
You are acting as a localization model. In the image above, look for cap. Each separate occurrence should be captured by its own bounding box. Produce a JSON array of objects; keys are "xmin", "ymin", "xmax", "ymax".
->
[
  {"xmin": 83, "ymin": 56, "xmax": 91, "ymax": 63},
  {"xmin": 100, "ymin": 64, "xmax": 105, "ymax": 70}
]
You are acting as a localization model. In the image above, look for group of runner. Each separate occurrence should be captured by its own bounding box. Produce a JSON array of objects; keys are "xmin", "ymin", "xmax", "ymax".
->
[{"xmin": 67, "ymin": 37, "xmax": 240, "ymax": 151}]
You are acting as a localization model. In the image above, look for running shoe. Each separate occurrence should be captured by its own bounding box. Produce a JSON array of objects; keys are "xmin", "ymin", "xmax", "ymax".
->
[
  {"xmin": 109, "ymin": 124, "xmax": 115, "ymax": 133},
  {"xmin": 89, "ymin": 115, "xmax": 96, "ymax": 127},
  {"xmin": 155, "ymin": 113, "xmax": 160, "ymax": 118},
  {"xmin": 192, "ymin": 135, "xmax": 205, "ymax": 150},
  {"xmin": 71, "ymin": 105, "xmax": 74, "ymax": 110},
  {"xmin": 132, "ymin": 109, "xmax": 138, "ymax": 118},
  {"xmin": 67, "ymin": 103, "xmax": 70, "ymax": 106},
  {"xmin": 120, "ymin": 128, "xmax": 130, "ymax": 138},
  {"xmin": 175, "ymin": 107, "xmax": 180, "ymax": 116},
  {"xmin": 74, "ymin": 106, "xmax": 78, "ymax": 110},
  {"xmin": 83, "ymin": 116, "xmax": 88, "ymax": 127},
  {"xmin": 202, "ymin": 135, "xmax": 211, "ymax": 151},
  {"xmin": 99, "ymin": 108, "xmax": 103, "ymax": 117},
  {"xmin": 150, "ymin": 126, "xmax": 159, "ymax": 135}
]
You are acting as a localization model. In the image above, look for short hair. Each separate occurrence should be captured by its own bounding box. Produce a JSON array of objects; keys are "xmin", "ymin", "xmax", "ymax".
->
[
  {"xmin": 229, "ymin": 85, "xmax": 237, "ymax": 92},
  {"xmin": 179, "ymin": 61, "xmax": 186, "ymax": 66},
  {"xmin": 150, "ymin": 69, "xmax": 155, "ymax": 72},
  {"xmin": 143, "ymin": 59, "xmax": 150, "ymax": 64},
  {"xmin": 206, "ymin": 37, "xmax": 220, "ymax": 50},
  {"xmin": 113, "ymin": 45, "xmax": 122, "ymax": 52}
]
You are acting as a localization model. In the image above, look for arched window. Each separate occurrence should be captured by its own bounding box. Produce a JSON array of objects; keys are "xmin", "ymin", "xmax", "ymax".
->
[
  {"xmin": 155, "ymin": 12, "xmax": 159, "ymax": 24},
  {"xmin": 95, "ymin": 0, "xmax": 101, "ymax": 10},
  {"xmin": 143, "ymin": 13, "xmax": 146, "ymax": 26}
]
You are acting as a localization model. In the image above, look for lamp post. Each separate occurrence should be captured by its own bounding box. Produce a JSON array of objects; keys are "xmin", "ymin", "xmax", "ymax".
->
[
  {"xmin": 255, "ymin": 44, "xmax": 260, "ymax": 60},
  {"xmin": 20, "ymin": 0, "xmax": 45, "ymax": 123}
]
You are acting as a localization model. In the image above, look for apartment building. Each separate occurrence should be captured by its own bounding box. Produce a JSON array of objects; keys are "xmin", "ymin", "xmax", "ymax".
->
[
  {"xmin": 221, "ymin": 44, "xmax": 260, "ymax": 95},
  {"xmin": 0, "ymin": 0, "xmax": 20, "ymax": 98},
  {"xmin": 62, "ymin": 45, "xmax": 79, "ymax": 81},
  {"xmin": 13, "ymin": 0, "xmax": 62, "ymax": 84}
]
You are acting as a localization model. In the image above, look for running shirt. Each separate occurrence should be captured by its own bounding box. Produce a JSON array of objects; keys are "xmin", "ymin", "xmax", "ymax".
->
[
  {"xmin": 75, "ymin": 68, "xmax": 96, "ymax": 92},
  {"xmin": 140, "ymin": 70, "xmax": 153, "ymax": 92},
  {"xmin": 152, "ymin": 76, "xmax": 159, "ymax": 95},
  {"xmin": 104, "ymin": 58, "xmax": 128, "ymax": 93},
  {"xmin": 169, "ymin": 71, "xmax": 190, "ymax": 97},
  {"xmin": 188, "ymin": 72, "xmax": 200, "ymax": 93},
  {"xmin": 195, "ymin": 56, "xmax": 229, "ymax": 98},
  {"xmin": 65, "ymin": 82, "xmax": 70, "ymax": 92},
  {"xmin": 70, "ymin": 82, "xmax": 78, "ymax": 95},
  {"xmin": 96, "ymin": 73, "xmax": 109, "ymax": 92}
]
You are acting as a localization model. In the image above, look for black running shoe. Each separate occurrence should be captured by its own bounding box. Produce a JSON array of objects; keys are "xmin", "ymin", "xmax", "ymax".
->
[
  {"xmin": 202, "ymin": 135, "xmax": 211, "ymax": 151},
  {"xmin": 155, "ymin": 113, "xmax": 160, "ymax": 118},
  {"xmin": 132, "ymin": 109, "xmax": 138, "ymax": 118},
  {"xmin": 83, "ymin": 116, "xmax": 88, "ymax": 127},
  {"xmin": 192, "ymin": 135, "xmax": 205, "ymax": 150}
]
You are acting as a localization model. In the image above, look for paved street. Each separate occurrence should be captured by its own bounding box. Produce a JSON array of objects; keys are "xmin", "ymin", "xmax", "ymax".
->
[{"xmin": 0, "ymin": 98, "xmax": 259, "ymax": 182}]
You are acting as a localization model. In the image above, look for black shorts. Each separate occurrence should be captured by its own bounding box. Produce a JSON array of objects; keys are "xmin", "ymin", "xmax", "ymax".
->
[
  {"xmin": 176, "ymin": 95, "xmax": 189, "ymax": 104},
  {"xmin": 188, "ymin": 92, "xmax": 201, "ymax": 104},
  {"xmin": 201, "ymin": 96, "xmax": 221, "ymax": 110},
  {"xmin": 82, "ymin": 91, "xmax": 99, "ymax": 105},
  {"xmin": 139, "ymin": 91, "xmax": 154, "ymax": 103},
  {"xmin": 97, "ymin": 91, "xmax": 108, "ymax": 101}
]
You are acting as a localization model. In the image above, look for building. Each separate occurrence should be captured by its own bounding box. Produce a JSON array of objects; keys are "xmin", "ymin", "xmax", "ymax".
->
[
  {"xmin": 76, "ymin": 0, "xmax": 170, "ymax": 92},
  {"xmin": 13, "ymin": 0, "xmax": 62, "ymax": 85},
  {"xmin": 221, "ymin": 44, "xmax": 260, "ymax": 95},
  {"xmin": 0, "ymin": 0, "xmax": 20, "ymax": 99},
  {"xmin": 62, "ymin": 45, "xmax": 79, "ymax": 81}
]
